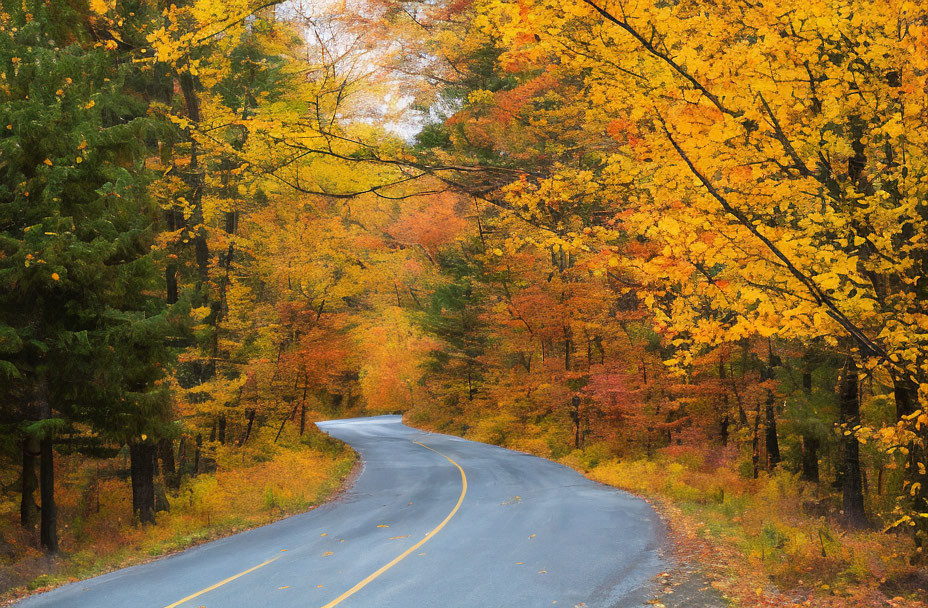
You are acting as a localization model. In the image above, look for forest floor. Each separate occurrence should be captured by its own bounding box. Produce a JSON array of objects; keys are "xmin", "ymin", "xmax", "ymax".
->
[
  {"xmin": 405, "ymin": 412, "xmax": 928, "ymax": 608},
  {"xmin": 0, "ymin": 424, "xmax": 356, "ymax": 604}
]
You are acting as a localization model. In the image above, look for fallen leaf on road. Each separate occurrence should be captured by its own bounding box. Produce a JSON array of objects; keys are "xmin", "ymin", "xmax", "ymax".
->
[{"xmin": 323, "ymin": 551, "xmax": 334, "ymax": 556}]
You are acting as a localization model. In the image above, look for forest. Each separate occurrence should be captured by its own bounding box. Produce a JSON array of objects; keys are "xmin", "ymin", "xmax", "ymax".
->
[{"xmin": 1, "ymin": 0, "xmax": 927, "ymax": 606}]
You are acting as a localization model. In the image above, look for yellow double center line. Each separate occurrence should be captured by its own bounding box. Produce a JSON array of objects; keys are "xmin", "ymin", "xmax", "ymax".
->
[{"xmin": 162, "ymin": 440, "xmax": 467, "ymax": 608}]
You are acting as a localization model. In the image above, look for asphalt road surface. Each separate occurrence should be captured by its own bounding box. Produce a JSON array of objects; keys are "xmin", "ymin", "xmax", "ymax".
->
[{"xmin": 16, "ymin": 415, "xmax": 668, "ymax": 608}]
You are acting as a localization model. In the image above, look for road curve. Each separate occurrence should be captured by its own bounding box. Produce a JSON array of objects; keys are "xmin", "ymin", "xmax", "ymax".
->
[{"xmin": 15, "ymin": 416, "xmax": 667, "ymax": 608}]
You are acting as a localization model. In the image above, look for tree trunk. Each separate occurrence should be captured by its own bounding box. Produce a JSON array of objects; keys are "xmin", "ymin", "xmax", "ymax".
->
[
  {"xmin": 176, "ymin": 436, "xmax": 187, "ymax": 476},
  {"xmin": 839, "ymin": 358, "xmax": 868, "ymax": 529},
  {"xmin": 892, "ymin": 375, "xmax": 928, "ymax": 558},
  {"xmin": 39, "ymin": 436, "xmax": 57, "ymax": 552},
  {"xmin": 893, "ymin": 374, "xmax": 918, "ymax": 418},
  {"xmin": 165, "ymin": 208, "xmax": 181, "ymax": 305},
  {"xmin": 158, "ymin": 438, "xmax": 178, "ymax": 489},
  {"xmin": 36, "ymin": 377, "xmax": 57, "ymax": 553},
  {"xmin": 569, "ymin": 396, "xmax": 581, "ymax": 449},
  {"xmin": 21, "ymin": 436, "xmax": 39, "ymax": 535},
  {"xmin": 801, "ymin": 435, "xmax": 820, "ymax": 483},
  {"xmin": 718, "ymin": 357, "xmax": 730, "ymax": 445},
  {"xmin": 765, "ymin": 391, "xmax": 781, "ymax": 470},
  {"xmin": 800, "ymin": 368, "xmax": 820, "ymax": 482},
  {"xmin": 177, "ymin": 72, "xmax": 209, "ymax": 288},
  {"xmin": 239, "ymin": 409, "xmax": 255, "ymax": 446},
  {"xmin": 751, "ymin": 402, "xmax": 761, "ymax": 479},
  {"xmin": 762, "ymin": 357, "xmax": 781, "ymax": 470},
  {"xmin": 275, "ymin": 406, "xmax": 297, "ymax": 443},
  {"xmin": 193, "ymin": 434, "xmax": 202, "ymax": 475},
  {"xmin": 563, "ymin": 326, "xmax": 572, "ymax": 371},
  {"xmin": 130, "ymin": 442, "xmax": 157, "ymax": 525}
]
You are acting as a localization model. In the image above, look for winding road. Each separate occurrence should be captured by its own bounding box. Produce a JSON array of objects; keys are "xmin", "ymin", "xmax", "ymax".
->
[{"xmin": 16, "ymin": 416, "xmax": 668, "ymax": 608}]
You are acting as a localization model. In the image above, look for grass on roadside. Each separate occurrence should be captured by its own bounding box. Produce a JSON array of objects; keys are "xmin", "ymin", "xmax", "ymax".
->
[{"xmin": 0, "ymin": 423, "xmax": 355, "ymax": 602}]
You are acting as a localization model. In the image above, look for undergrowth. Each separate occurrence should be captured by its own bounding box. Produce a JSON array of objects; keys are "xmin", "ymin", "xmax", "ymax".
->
[{"xmin": 0, "ymin": 424, "xmax": 355, "ymax": 602}]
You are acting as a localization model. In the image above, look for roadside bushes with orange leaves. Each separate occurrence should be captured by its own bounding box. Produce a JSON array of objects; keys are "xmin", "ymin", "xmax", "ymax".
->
[{"xmin": 573, "ymin": 445, "xmax": 925, "ymax": 608}]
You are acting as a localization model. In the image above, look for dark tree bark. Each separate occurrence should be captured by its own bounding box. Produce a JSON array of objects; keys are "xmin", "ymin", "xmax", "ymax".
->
[
  {"xmin": 130, "ymin": 442, "xmax": 157, "ymax": 525},
  {"xmin": 193, "ymin": 434, "xmax": 202, "ymax": 475},
  {"xmin": 801, "ymin": 436, "xmax": 820, "ymax": 483},
  {"xmin": 893, "ymin": 374, "xmax": 918, "ymax": 419},
  {"xmin": 762, "ymin": 346, "xmax": 781, "ymax": 469},
  {"xmin": 239, "ymin": 409, "xmax": 255, "ymax": 446},
  {"xmin": 158, "ymin": 438, "xmax": 178, "ymax": 489},
  {"xmin": 760, "ymin": 355, "xmax": 780, "ymax": 471},
  {"xmin": 563, "ymin": 326, "xmax": 572, "ymax": 372},
  {"xmin": 719, "ymin": 413, "xmax": 730, "ymax": 446},
  {"xmin": 165, "ymin": 208, "xmax": 181, "ymax": 305},
  {"xmin": 839, "ymin": 358, "xmax": 868, "ymax": 529},
  {"xmin": 765, "ymin": 390, "xmax": 781, "ymax": 470},
  {"xmin": 21, "ymin": 436, "xmax": 39, "ymax": 535},
  {"xmin": 299, "ymin": 374, "xmax": 308, "ymax": 436},
  {"xmin": 39, "ymin": 436, "xmax": 57, "ymax": 552},
  {"xmin": 569, "ymin": 396, "xmax": 581, "ymax": 449},
  {"xmin": 176, "ymin": 436, "xmax": 187, "ymax": 476},
  {"xmin": 36, "ymin": 377, "xmax": 57, "ymax": 552},
  {"xmin": 800, "ymin": 368, "xmax": 820, "ymax": 483},
  {"xmin": 718, "ymin": 357, "xmax": 730, "ymax": 446},
  {"xmin": 751, "ymin": 402, "xmax": 761, "ymax": 479},
  {"xmin": 177, "ymin": 72, "xmax": 209, "ymax": 287},
  {"xmin": 891, "ymin": 375, "xmax": 928, "ymax": 558},
  {"xmin": 275, "ymin": 406, "xmax": 298, "ymax": 443}
]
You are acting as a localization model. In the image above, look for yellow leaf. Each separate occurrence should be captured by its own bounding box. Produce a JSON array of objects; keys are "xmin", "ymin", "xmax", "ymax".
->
[{"xmin": 89, "ymin": 0, "xmax": 110, "ymax": 14}]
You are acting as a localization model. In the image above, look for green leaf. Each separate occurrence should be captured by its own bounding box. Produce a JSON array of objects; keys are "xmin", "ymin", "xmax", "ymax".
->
[{"xmin": 0, "ymin": 360, "xmax": 22, "ymax": 380}]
